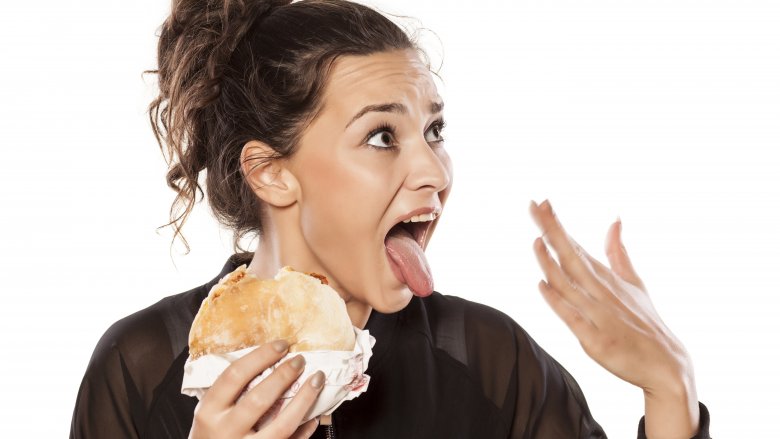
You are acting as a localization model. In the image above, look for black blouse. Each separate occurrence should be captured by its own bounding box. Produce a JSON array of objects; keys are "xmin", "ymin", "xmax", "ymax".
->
[{"xmin": 70, "ymin": 253, "xmax": 712, "ymax": 438}]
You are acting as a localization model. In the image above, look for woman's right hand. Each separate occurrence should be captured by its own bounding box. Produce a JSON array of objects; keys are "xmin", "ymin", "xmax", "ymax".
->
[{"xmin": 189, "ymin": 339, "xmax": 326, "ymax": 439}]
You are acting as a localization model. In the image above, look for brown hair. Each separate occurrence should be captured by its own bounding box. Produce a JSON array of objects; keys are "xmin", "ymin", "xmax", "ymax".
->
[{"xmin": 147, "ymin": 0, "xmax": 433, "ymax": 254}]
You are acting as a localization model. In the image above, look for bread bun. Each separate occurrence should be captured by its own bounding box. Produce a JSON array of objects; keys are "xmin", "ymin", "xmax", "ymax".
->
[{"xmin": 188, "ymin": 265, "xmax": 355, "ymax": 359}]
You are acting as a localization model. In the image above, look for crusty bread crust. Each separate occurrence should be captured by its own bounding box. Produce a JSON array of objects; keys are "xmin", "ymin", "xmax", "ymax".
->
[{"xmin": 188, "ymin": 265, "xmax": 355, "ymax": 359}]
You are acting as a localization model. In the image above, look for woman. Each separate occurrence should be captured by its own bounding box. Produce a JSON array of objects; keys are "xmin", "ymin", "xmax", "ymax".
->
[{"xmin": 70, "ymin": 0, "xmax": 712, "ymax": 437}]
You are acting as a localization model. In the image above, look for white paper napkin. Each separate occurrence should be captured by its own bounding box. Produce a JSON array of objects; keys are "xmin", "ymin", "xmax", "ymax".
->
[{"xmin": 182, "ymin": 327, "xmax": 375, "ymax": 429}]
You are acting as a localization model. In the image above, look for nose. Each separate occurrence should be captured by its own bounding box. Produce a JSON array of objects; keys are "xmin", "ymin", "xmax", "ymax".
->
[{"xmin": 402, "ymin": 138, "xmax": 451, "ymax": 193}]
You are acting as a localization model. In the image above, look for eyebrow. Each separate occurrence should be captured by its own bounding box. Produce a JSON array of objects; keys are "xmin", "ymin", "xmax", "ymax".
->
[{"xmin": 345, "ymin": 100, "xmax": 444, "ymax": 129}]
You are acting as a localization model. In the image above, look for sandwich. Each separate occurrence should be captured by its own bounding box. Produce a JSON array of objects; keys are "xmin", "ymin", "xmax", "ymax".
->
[
  {"xmin": 188, "ymin": 265, "xmax": 356, "ymax": 358},
  {"xmin": 181, "ymin": 264, "xmax": 374, "ymax": 428}
]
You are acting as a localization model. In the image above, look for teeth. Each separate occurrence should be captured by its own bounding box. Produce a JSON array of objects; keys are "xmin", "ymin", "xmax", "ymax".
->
[{"xmin": 402, "ymin": 212, "xmax": 437, "ymax": 223}]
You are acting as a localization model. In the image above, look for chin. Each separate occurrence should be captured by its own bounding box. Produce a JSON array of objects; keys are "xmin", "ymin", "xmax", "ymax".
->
[{"xmin": 370, "ymin": 284, "xmax": 414, "ymax": 314}]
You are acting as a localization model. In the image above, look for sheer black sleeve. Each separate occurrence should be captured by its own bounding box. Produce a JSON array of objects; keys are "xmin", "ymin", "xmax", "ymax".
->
[
  {"xmin": 451, "ymin": 297, "xmax": 605, "ymax": 438},
  {"xmin": 69, "ymin": 302, "xmax": 178, "ymax": 438},
  {"xmin": 505, "ymin": 321, "xmax": 608, "ymax": 437}
]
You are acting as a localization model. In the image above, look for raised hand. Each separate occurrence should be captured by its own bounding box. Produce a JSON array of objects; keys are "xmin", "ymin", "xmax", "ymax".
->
[{"xmin": 529, "ymin": 199, "xmax": 701, "ymax": 438}]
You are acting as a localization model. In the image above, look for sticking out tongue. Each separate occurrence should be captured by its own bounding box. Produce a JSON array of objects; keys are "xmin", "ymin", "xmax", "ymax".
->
[{"xmin": 384, "ymin": 225, "xmax": 433, "ymax": 297}]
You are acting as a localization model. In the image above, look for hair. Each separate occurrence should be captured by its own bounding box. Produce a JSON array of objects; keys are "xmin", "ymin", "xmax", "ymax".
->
[{"xmin": 147, "ymin": 0, "xmax": 436, "ymax": 255}]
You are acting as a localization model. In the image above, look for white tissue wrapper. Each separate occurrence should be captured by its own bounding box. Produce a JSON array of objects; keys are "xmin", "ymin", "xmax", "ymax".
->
[{"xmin": 181, "ymin": 326, "xmax": 374, "ymax": 429}]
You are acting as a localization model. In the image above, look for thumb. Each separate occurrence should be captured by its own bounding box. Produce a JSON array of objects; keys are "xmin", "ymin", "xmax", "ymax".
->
[{"xmin": 605, "ymin": 218, "xmax": 645, "ymax": 289}]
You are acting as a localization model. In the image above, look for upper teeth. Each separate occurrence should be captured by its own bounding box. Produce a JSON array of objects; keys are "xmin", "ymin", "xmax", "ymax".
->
[{"xmin": 403, "ymin": 212, "xmax": 437, "ymax": 223}]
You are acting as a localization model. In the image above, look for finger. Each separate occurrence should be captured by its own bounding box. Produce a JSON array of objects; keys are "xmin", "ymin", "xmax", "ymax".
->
[
  {"xmin": 529, "ymin": 201, "xmax": 620, "ymax": 283},
  {"xmin": 530, "ymin": 200, "xmax": 607, "ymax": 295},
  {"xmin": 288, "ymin": 418, "xmax": 319, "ymax": 439},
  {"xmin": 533, "ymin": 237, "xmax": 597, "ymax": 313},
  {"xmin": 604, "ymin": 218, "xmax": 646, "ymax": 290},
  {"xmin": 229, "ymin": 355, "xmax": 307, "ymax": 432},
  {"xmin": 260, "ymin": 371, "xmax": 326, "ymax": 438},
  {"xmin": 568, "ymin": 231, "xmax": 613, "ymax": 280},
  {"xmin": 202, "ymin": 340, "xmax": 290, "ymax": 408},
  {"xmin": 538, "ymin": 280, "xmax": 598, "ymax": 344}
]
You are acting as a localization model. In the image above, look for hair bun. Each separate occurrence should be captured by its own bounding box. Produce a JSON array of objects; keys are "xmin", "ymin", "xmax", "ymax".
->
[{"xmin": 158, "ymin": 0, "xmax": 291, "ymax": 99}]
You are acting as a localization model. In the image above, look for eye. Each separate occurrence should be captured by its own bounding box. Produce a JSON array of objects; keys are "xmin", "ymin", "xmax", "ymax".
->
[
  {"xmin": 365, "ymin": 122, "xmax": 397, "ymax": 149},
  {"xmin": 425, "ymin": 118, "xmax": 447, "ymax": 144}
]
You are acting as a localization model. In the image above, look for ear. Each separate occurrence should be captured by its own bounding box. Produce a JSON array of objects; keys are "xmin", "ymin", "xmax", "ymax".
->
[{"xmin": 240, "ymin": 140, "xmax": 299, "ymax": 207}]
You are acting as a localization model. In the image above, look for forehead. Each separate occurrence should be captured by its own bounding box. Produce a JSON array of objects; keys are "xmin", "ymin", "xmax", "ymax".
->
[{"xmin": 320, "ymin": 49, "xmax": 440, "ymax": 117}]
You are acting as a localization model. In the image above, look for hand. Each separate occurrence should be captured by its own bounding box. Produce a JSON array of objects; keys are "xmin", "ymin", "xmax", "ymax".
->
[
  {"xmin": 529, "ymin": 199, "xmax": 701, "ymax": 437},
  {"xmin": 529, "ymin": 199, "xmax": 694, "ymax": 395},
  {"xmin": 189, "ymin": 339, "xmax": 326, "ymax": 439}
]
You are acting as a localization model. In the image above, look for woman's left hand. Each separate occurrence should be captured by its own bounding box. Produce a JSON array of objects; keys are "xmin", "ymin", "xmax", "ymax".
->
[{"xmin": 529, "ymin": 199, "xmax": 694, "ymax": 395}]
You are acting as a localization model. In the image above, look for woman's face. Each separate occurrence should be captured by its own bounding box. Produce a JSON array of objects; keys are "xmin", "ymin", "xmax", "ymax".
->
[{"xmin": 286, "ymin": 48, "xmax": 453, "ymax": 313}]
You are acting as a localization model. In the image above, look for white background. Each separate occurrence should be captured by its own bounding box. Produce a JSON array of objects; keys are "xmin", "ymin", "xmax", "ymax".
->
[{"xmin": 1, "ymin": 0, "xmax": 778, "ymax": 436}]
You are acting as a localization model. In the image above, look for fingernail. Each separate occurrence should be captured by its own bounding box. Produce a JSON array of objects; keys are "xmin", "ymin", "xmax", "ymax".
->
[
  {"xmin": 541, "ymin": 199, "xmax": 551, "ymax": 210},
  {"xmin": 310, "ymin": 371, "xmax": 325, "ymax": 389},
  {"xmin": 290, "ymin": 355, "xmax": 305, "ymax": 370},
  {"xmin": 272, "ymin": 339, "xmax": 289, "ymax": 353}
]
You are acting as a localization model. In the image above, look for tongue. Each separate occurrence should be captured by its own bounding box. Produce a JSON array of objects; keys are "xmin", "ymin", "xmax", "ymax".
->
[{"xmin": 384, "ymin": 225, "xmax": 433, "ymax": 297}]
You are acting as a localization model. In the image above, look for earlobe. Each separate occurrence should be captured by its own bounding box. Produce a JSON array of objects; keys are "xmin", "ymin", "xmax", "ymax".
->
[{"xmin": 240, "ymin": 140, "xmax": 298, "ymax": 207}]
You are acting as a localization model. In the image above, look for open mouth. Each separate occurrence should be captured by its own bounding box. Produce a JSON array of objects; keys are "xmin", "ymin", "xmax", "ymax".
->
[
  {"xmin": 387, "ymin": 220, "xmax": 426, "ymax": 247},
  {"xmin": 382, "ymin": 209, "xmax": 440, "ymax": 297},
  {"xmin": 383, "ymin": 211, "xmax": 438, "ymax": 249}
]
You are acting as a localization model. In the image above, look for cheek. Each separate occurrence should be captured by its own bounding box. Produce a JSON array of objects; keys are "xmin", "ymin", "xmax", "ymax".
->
[
  {"xmin": 298, "ymin": 153, "xmax": 402, "ymax": 304},
  {"xmin": 298, "ymin": 153, "xmax": 394, "ymax": 256}
]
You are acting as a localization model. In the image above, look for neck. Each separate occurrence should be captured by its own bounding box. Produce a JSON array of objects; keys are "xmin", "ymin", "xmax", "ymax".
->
[{"xmin": 246, "ymin": 213, "xmax": 373, "ymax": 329}]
